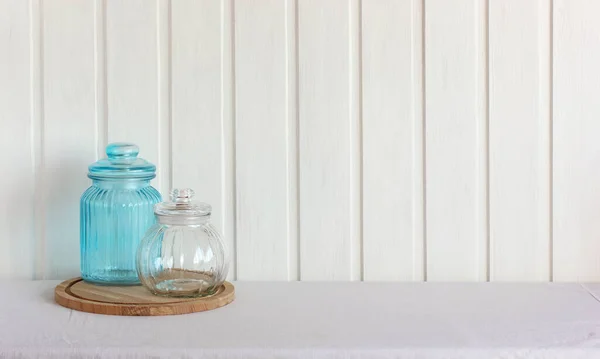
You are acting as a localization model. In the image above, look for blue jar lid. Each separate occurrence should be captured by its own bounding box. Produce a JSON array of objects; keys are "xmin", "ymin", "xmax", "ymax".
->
[{"xmin": 88, "ymin": 143, "xmax": 156, "ymax": 180}]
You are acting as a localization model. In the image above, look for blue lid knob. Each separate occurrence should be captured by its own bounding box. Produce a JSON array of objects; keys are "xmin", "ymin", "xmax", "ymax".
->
[{"xmin": 106, "ymin": 143, "xmax": 139, "ymax": 159}]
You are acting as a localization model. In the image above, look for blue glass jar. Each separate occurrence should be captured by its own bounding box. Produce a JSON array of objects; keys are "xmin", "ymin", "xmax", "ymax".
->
[{"xmin": 80, "ymin": 143, "xmax": 161, "ymax": 285}]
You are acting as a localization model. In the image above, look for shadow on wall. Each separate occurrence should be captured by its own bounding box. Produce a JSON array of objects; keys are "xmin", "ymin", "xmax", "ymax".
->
[
  {"xmin": 4, "ymin": 171, "xmax": 36, "ymax": 279},
  {"xmin": 42, "ymin": 159, "xmax": 88, "ymax": 280}
]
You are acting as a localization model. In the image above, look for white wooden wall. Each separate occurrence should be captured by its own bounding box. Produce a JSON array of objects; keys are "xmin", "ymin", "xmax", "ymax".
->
[{"xmin": 0, "ymin": 0, "xmax": 599, "ymax": 282}]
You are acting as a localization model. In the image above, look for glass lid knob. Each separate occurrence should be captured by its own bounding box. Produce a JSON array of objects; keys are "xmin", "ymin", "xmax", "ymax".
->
[
  {"xmin": 171, "ymin": 188, "xmax": 195, "ymax": 205},
  {"xmin": 106, "ymin": 142, "xmax": 139, "ymax": 159}
]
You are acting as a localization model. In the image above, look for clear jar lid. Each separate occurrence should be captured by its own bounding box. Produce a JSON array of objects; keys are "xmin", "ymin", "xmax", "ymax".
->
[
  {"xmin": 155, "ymin": 188, "xmax": 211, "ymax": 223},
  {"xmin": 88, "ymin": 143, "xmax": 156, "ymax": 180}
]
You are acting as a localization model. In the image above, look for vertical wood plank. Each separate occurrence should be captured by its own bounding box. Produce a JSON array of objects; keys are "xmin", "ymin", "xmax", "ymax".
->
[
  {"xmin": 94, "ymin": 0, "xmax": 107, "ymax": 160},
  {"xmin": 221, "ymin": 0, "xmax": 236, "ymax": 280},
  {"xmin": 361, "ymin": 0, "xmax": 424, "ymax": 281},
  {"xmin": 349, "ymin": 0, "xmax": 362, "ymax": 282},
  {"xmin": 285, "ymin": 0, "xmax": 299, "ymax": 281},
  {"xmin": 298, "ymin": 0, "xmax": 359, "ymax": 280},
  {"xmin": 489, "ymin": 0, "xmax": 551, "ymax": 281},
  {"xmin": 42, "ymin": 0, "xmax": 96, "ymax": 279},
  {"xmin": 105, "ymin": 0, "xmax": 161, "ymax": 189},
  {"xmin": 234, "ymin": 0, "xmax": 296, "ymax": 280},
  {"xmin": 171, "ymin": 0, "xmax": 236, "ymax": 279},
  {"xmin": 425, "ymin": 0, "xmax": 488, "ymax": 281},
  {"xmin": 157, "ymin": 0, "xmax": 172, "ymax": 197},
  {"xmin": 554, "ymin": 0, "xmax": 600, "ymax": 281},
  {"xmin": 0, "ymin": 0, "xmax": 34, "ymax": 278},
  {"xmin": 30, "ymin": 0, "xmax": 44, "ymax": 279}
]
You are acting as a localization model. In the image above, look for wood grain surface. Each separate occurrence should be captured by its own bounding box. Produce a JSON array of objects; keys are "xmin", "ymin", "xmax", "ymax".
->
[{"xmin": 55, "ymin": 278, "xmax": 235, "ymax": 316}]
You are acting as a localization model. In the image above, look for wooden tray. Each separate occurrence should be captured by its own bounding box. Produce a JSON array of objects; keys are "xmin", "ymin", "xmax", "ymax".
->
[{"xmin": 55, "ymin": 277, "xmax": 235, "ymax": 316}]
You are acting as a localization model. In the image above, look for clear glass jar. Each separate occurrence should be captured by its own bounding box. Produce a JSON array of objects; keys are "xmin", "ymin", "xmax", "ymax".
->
[
  {"xmin": 80, "ymin": 143, "xmax": 161, "ymax": 285},
  {"xmin": 136, "ymin": 188, "xmax": 228, "ymax": 297}
]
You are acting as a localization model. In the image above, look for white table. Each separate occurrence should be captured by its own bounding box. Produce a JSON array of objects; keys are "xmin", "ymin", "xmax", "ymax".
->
[{"xmin": 2, "ymin": 281, "xmax": 600, "ymax": 358}]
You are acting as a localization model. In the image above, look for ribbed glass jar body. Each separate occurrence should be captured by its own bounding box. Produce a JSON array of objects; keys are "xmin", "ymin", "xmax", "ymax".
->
[
  {"xmin": 80, "ymin": 179, "xmax": 161, "ymax": 285},
  {"xmin": 137, "ymin": 220, "xmax": 228, "ymax": 297}
]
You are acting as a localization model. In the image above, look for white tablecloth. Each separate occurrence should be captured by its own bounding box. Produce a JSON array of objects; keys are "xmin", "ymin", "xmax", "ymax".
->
[{"xmin": 2, "ymin": 280, "xmax": 600, "ymax": 358}]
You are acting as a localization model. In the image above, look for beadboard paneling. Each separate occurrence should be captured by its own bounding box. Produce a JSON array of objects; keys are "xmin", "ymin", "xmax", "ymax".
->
[
  {"xmin": 2, "ymin": 0, "xmax": 600, "ymax": 282},
  {"xmin": 42, "ymin": 0, "xmax": 97, "ymax": 279},
  {"xmin": 553, "ymin": 0, "xmax": 600, "ymax": 282},
  {"xmin": 0, "ymin": 0, "xmax": 34, "ymax": 279},
  {"xmin": 298, "ymin": 0, "xmax": 360, "ymax": 281},
  {"xmin": 425, "ymin": 0, "xmax": 488, "ymax": 281},
  {"xmin": 170, "ymin": 0, "xmax": 236, "ymax": 280},
  {"xmin": 488, "ymin": 0, "xmax": 552, "ymax": 281},
  {"xmin": 234, "ymin": 0, "xmax": 297, "ymax": 280},
  {"xmin": 105, "ymin": 0, "xmax": 161, "ymax": 189},
  {"xmin": 157, "ymin": 0, "xmax": 171, "ymax": 198},
  {"xmin": 361, "ymin": 0, "xmax": 424, "ymax": 281}
]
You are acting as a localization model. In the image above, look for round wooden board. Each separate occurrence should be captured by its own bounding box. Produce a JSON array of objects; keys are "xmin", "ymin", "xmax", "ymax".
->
[{"xmin": 55, "ymin": 277, "xmax": 235, "ymax": 316}]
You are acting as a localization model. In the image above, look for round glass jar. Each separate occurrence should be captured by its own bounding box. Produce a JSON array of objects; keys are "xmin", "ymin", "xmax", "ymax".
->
[
  {"xmin": 80, "ymin": 143, "xmax": 161, "ymax": 285},
  {"xmin": 136, "ymin": 188, "xmax": 228, "ymax": 297}
]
